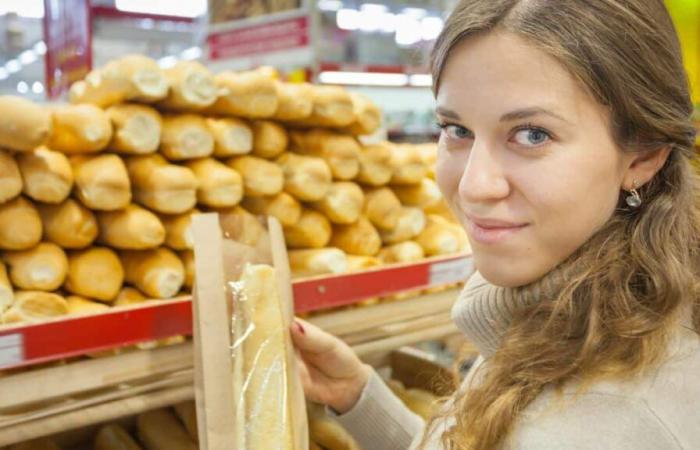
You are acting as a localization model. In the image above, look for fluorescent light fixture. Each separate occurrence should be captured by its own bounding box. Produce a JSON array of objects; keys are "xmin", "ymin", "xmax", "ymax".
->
[
  {"xmin": 180, "ymin": 46, "xmax": 202, "ymax": 60},
  {"xmin": 360, "ymin": 3, "xmax": 387, "ymax": 13},
  {"xmin": 17, "ymin": 81, "xmax": 29, "ymax": 94},
  {"xmin": 0, "ymin": 0, "xmax": 45, "ymax": 18},
  {"xmin": 318, "ymin": 0, "xmax": 342, "ymax": 11},
  {"xmin": 401, "ymin": 7, "xmax": 427, "ymax": 18},
  {"xmin": 157, "ymin": 55, "xmax": 178, "ymax": 68},
  {"xmin": 420, "ymin": 16, "xmax": 443, "ymax": 41},
  {"xmin": 379, "ymin": 13, "xmax": 397, "ymax": 33},
  {"xmin": 32, "ymin": 81, "xmax": 44, "ymax": 94},
  {"xmin": 115, "ymin": 0, "xmax": 206, "ymax": 18},
  {"xmin": 359, "ymin": 10, "xmax": 384, "ymax": 32},
  {"xmin": 337, "ymin": 8, "xmax": 360, "ymax": 30},
  {"xmin": 0, "ymin": 68, "xmax": 9, "ymax": 81},
  {"xmin": 33, "ymin": 41, "xmax": 47, "ymax": 55},
  {"xmin": 409, "ymin": 74, "xmax": 432, "ymax": 87},
  {"xmin": 395, "ymin": 15, "xmax": 421, "ymax": 46},
  {"xmin": 19, "ymin": 50, "xmax": 37, "ymax": 65},
  {"xmin": 5, "ymin": 60, "xmax": 22, "ymax": 74},
  {"xmin": 319, "ymin": 71, "xmax": 409, "ymax": 86}
]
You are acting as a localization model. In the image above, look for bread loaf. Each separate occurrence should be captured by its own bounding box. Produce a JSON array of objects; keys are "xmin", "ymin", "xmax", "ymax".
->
[
  {"xmin": 208, "ymin": 69, "xmax": 278, "ymax": 118},
  {"xmin": 173, "ymin": 401, "xmax": 198, "ymax": 443},
  {"xmin": 114, "ymin": 54, "xmax": 169, "ymax": 102},
  {"xmin": 0, "ymin": 149, "xmax": 23, "ymax": 203},
  {"xmin": 216, "ymin": 206, "xmax": 267, "ymax": 247},
  {"xmin": 121, "ymin": 247, "xmax": 185, "ymax": 299},
  {"xmin": 415, "ymin": 143, "xmax": 438, "ymax": 179},
  {"xmin": 292, "ymin": 85, "xmax": 355, "ymax": 127},
  {"xmin": 17, "ymin": 147, "xmax": 73, "ymax": 203},
  {"xmin": 378, "ymin": 241, "xmax": 425, "ymax": 264},
  {"xmin": 423, "ymin": 198, "xmax": 457, "ymax": 222},
  {"xmin": 113, "ymin": 286, "xmax": 147, "ymax": 307},
  {"xmin": 0, "ymin": 96, "xmax": 51, "ymax": 151},
  {"xmin": 106, "ymin": 104, "xmax": 162, "ymax": 154},
  {"xmin": 273, "ymin": 81, "xmax": 313, "ymax": 121},
  {"xmin": 276, "ymin": 153, "xmax": 332, "ymax": 201},
  {"xmin": 226, "ymin": 155, "xmax": 284, "ymax": 197},
  {"xmin": 160, "ymin": 114, "xmax": 214, "ymax": 161},
  {"xmin": 241, "ymin": 192, "xmax": 301, "ymax": 227},
  {"xmin": 95, "ymin": 423, "xmax": 144, "ymax": 450},
  {"xmin": 71, "ymin": 154, "xmax": 131, "ymax": 210},
  {"xmin": 97, "ymin": 204, "xmax": 166, "ymax": 249},
  {"xmin": 363, "ymin": 187, "xmax": 402, "ymax": 230},
  {"xmin": 179, "ymin": 250, "xmax": 194, "ymax": 290},
  {"xmin": 251, "ymin": 120, "xmax": 288, "ymax": 159},
  {"xmin": 137, "ymin": 409, "xmax": 197, "ymax": 450},
  {"xmin": 48, "ymin": 104, "xmax": 113, "ymax": 153},
  {"xmin": 160, "ymin": 209, "xmax": 199, "ymax": 250},
  {"xmin": 330, "ymin": 217, "xmax": 381, "ymax": 256},
  {"xmin": 1, "ymin": 291, "xmax": 68, "ymax": 324},
  {"xmin": 390, "ymin": 144, "xmax": 428, "ymax": 185},
  {"xmin": 308, "ymin": 413, "xmax": 361, "ymax": 450},
  {"xmin": 415, "ymin": 215, "xmax": 464, "ymax": 256},
  {"xmin": 393, "ymin": 178, "xmax": 442, "ymax": 208},
  {"xmin": 207, "ymin": 117, "xmax": 253, "ymax": 157},
  {"xmin": 309, "ymin": 181, "xmax": 364, "ymax": 225},
  {"xmin": 290, "ymin": 129, "xmax": 360, "ymax": 180},
  {"xmin": 288, "ymin": 248, "xmax": 347, "ymax": 277},
  {"xmin": 126, "ymin": 154, "xmax": 198, "ymax": 214},
  {"xmin": 0, "ymin": 196, "xmax": 42, "ymax": 250},
  {"xmin": 65, "ymin": 247, "xmax": 124, "ymax": 301},
  {"xmin": 0, "ymin": 261, "xmax": 14, "ymax": 312},
  {"xmin": 379, "ymin": 207, "xmax": 427, "ymax": 244},
  {"xmin": 184, "ymin": 158, "xmax": 243, "ymax": 208},
  {"xmin": 345, "ymin": 92, "xmax": 382, "ymax": 136},
  {"xmin": 355, "ymin": 142, "xmax": 393, "ymax": 187},
  {"xmin": 159, "ymin": 61, "xmax": 218, "ymax": 111},
  {"xmin": 346, "ymin": 255, "xmax": 381, "ymax": 272},
  {"xmin": 66, "ymin": 295, "xmax": 110, "ymax": 315},
  {"xmin": 3, "ymin": 242, "xmax": 68, "ymax": 291},
  {"xmin": 283, "ymin": 209, "xmax": 332, "ymax": 249},
  {"xmin": 8, "ymin": 438, "xmax": 61, "ymax": 450},
  {"xmin": 37, "ymin": 198, "xmax": 98, "ymax": 249}
]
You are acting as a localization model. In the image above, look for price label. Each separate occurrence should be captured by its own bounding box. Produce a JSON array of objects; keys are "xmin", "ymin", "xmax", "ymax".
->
[
  {"xmin": 429, "ymin": 258, "xmax": 474, "ymax": 286},
  {"xmin": 0, "ymin": 333, "xmax": 24, "ymax": 368}
]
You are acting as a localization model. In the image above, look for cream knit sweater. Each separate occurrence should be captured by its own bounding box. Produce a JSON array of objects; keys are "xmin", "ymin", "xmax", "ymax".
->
[{"xmin": 334, "ymin": 272, "xmax": 700, "ymax": 449}]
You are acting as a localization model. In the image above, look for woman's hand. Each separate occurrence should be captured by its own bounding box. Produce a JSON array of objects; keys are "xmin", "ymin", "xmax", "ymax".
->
[{"xmin": 290, "ymin": 318, "xmax": 372, "ymax": 414}]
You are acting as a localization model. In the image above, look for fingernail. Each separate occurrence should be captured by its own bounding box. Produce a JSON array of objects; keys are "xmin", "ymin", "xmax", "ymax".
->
[{"xmin": 295, "ymin": 321, "xmax": 305, "ymax": 335}]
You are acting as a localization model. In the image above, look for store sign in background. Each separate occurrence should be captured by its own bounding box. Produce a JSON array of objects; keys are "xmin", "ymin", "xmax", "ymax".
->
[
  {"xmin": 209, "ymin": 0, "xmax": 302, "ymax": 23},
  {"xmin": 43, "ymin": 0, "xmax": 92, "ymax": 99}
]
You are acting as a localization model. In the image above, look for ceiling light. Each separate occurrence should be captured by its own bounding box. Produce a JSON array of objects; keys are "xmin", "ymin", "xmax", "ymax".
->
[
  {"xmin": 19, "ymin": 50, "xmax": 37, "ymax": 65},
  {"xmin": 32, "ymin": 81, "xmax": 44, "ymax": 94},
  {"xmin": 319, "ymin": 71, "xmax": 408, "ymax": 86},
  {"xmin": 420, "ymin": 16, "xmax": 444, "ymax": 41},
  {"xmin": 409, "ymin": 74, "xmax": 432, "ymax": 87},
  {"xmin": 318, "ymin": 0, "xmax": 342, "ymax": 11},
  {"xmin": 180, "ymin": 46, "xmax": 202, "ymax": 60},
  {"xmin": 17, "ymin": 81, "xmax": 29, "ymax": 94},
  {"xmin": 395, "ymin": 15, "xmax": 421, "ymax": 46},
  {"xmin": 379, "ymin": 13, "xmax": 397, "ymax": 33},
  {"xmin": 401, "ymin": 7, "xmax": 427, "ymax": 18},
  {"xmin": 0, "ymin": 68, "xmax": 9, "ymax": 81},
  {"xmin": 337, "ymin": 8, "xmax": 360, "ymax": 30},
  {"xmin": 0, "ymin": 1, "xmax": 45, "ymax": 18},
  {"xmin": 5, "ymin": 60, "xmax": 22, "ymax": 74},
  {"xmin": 33, "ymin": 41, "xmax": 47, "ymax": 56},
  {"xmin": 360, "ymin": 3, "xmax": 387, "ymax": 13}
]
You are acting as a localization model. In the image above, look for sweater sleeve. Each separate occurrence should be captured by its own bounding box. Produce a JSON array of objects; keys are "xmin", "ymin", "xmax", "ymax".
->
[{"xmin": 330, "ymin": 370, "xmax": 425, "ymax": 450}]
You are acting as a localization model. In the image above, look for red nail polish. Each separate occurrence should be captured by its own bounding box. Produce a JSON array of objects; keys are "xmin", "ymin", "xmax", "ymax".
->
[{"xmin": 296, "ymin": 321, "xmax": 305, "ymax": 335}]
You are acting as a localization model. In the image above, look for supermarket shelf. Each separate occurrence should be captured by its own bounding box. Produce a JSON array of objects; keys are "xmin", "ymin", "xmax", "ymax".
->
[{"xmin": 0, "ymin": 254, "xmax": 473, "ymax": 370}]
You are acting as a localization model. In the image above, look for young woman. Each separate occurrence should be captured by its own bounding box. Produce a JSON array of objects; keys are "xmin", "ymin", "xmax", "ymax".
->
[{"xmin": 291, "ymin": 1, "xmax": 700, "ymax": 448}]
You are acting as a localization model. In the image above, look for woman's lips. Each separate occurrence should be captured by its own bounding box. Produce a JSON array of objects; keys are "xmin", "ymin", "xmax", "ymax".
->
[{"xmin": 465, "ymin": 216, "xmax": 529, "ymax": 245}]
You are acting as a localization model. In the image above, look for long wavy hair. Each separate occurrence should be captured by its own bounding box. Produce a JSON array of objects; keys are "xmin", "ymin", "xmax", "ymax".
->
[{"xmin": 425, "ymin": 1, "xmax": 700, "ymax": 449}]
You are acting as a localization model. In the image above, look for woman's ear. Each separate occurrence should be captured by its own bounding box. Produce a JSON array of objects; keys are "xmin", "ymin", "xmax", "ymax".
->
[{"xmin": 622, "ymin": 146, "xmax": 672, "ymax": 189}]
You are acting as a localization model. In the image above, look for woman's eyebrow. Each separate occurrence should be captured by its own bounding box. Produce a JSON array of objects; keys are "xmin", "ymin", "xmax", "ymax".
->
[
  {"xmin": 435, "ymin": 107, "xmax": 461, "ymax": 120},
  {"xmin": 500, "ymin": 107, "xmax": 571, "ymax": 124}
]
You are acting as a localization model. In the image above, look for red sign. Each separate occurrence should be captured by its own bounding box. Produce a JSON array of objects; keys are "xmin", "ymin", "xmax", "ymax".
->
[
  {"xmin": 43, "ymin": 0, "xmax": 93, "ymax": 98},
  {"xmin": 208, "ymin": 16, "xmax": 309, "ymax": 60}
]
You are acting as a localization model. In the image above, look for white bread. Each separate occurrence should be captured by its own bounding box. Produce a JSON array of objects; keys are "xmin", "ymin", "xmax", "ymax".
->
[
  {"xmin": 0, "ymin": 196, "xmax": 43, "ymax": 250},
  {"xmin": 121, "ymin": 247, "xmax": 185, "ymax": 299},
  {"xmin": 207, "ymin": 117, "xmax": 253, "ymax": 157},
  {"xmin": 208, "ymin": 69, "xmax": 278, "ymax": 118},
  {"xmin": 251, "ymin": 120, "xmax": 288, "ymax": 159},
  {"xmin": 379, "ymin": 207, "xmax": 427, "ymax": 244},
  {"xmin": 226, "ymin": 155, "xmax": 284, "ymax": 197},
  {"xmin": 184, "ymin": 158, "xmax": 243, "ymax": 208},
  {"xmin": 291, "ymin": 85, "xmax": 355, "ymax": 127},
  {"xmin": 415, "ymin": 215, "xmax": 463, "ymax": 256},
  {"xmin": 241, "ymin": 192, "xmax": 301, "ymax": 227},
  {"xmin": 0, "ymin": 96, "xmax": 51, "ymax": 151},
  {"xmin": 378, "ymin": 241, "xmax": 425, "ymax": 264},
  {"xmin": 330, "ymin": 217, "xmax": 382, "ymax": 256},
  {"xmin": 273, "ymin": 81, "xmax": 313, "ymax": 121},
  {"xmin": 160, "ymin": 114, "xmax": 214, "ymax": 161},
  {"xmin": 290, "ymin": 129, "xmax": 360, "ymax": 180},
  {"xmin": 283, "ymin": 209, "xmax": 332, "ymax": 249},
  {"xmin": 393, "ymin": 178, "xmax": 442, "ymax": 208},
  {"xmin": 3, "ymin": 242, "xmax": 68, "ymax": 291},
  {"xmin": 65, "ymin": 247, "xmax": 124, "ymax": 301},
  {"xmin": 345, "ymin": 92, "xmax": 382, "ymax": 136},
  {"xmin": 346, "ymin": 255, "xmax": 381, "ymax": 272},
  {"xmin": 424, "ymin": 198, "xmax": 458, "ymax": 222},
  {"xmin": 173, "ymin": 401, "xmax": 198, "ymax": 443},
  {"xmin": 415, "ymin": 143, "xmax": 438, "ymax": 179},
  {"xmin": 1, "ymin": 291, "xmax": 68, "ymax": 324},
  {"xmin": 179, "ymin": 250, "xmax": 194, "ymax": 290},
  {"xmin": 48, "ymin": 104, "xmax": 113, "ymax": 153},
  {"xmin": 113, "ymin": 286, "xmax": 147, "ymax": 307},
  {"xmin": 364, "ymin": 187, "xmax": 402, "ymax": 230},
  {"xmin": 355, "ymin": 143, "xmax": 393, "ymax": 187},
  {"xmin": 160, "ymin": 209, "xmax": 199, "ymax": 250},
  {"xmin": 308, "ymin": 411, "xmax": 361, "ymax": 450},
  {"xmin": 17, "ymin": 146, "xmax": 73, "ymax": 203},
  {"xmin": 106, "ymin": 104, "xmax": 162, "ymax": 154},
  {"xmin": 97, "ymin": 204, "xmax": 166, "ymax": 250},
  {"xmin": 137, "ymin": 409, "xmax": 197, "ymax": 450},
  {"xmin": 390, "ymin": 144, "xmax": 429, "ymax": 185},
  {"xmin": 95, "ymin": 423, "xmax": 144, "ymax": 450},
  {"xmin": 0, "ymin": 149, "xmax": 23, "ymax": 203},
  {"xmin": 159, "ymin": 61, "xmax": 218, "ymax": 111},
  {"xmin": 37, "ymin": 198, "xmax": 98, "ymax": 249},
  {"xmin": 126, "ymin": 154, "xmax": 198, "ymax": 214},
  {"xmin": 309, "ymin": 181, "xmax": 364, "ymax": 225},
  {"xmin": 114, "ymin": 54, "xmax": 169, "ymax": 102},
  {"xmin": 0, "ymin": 260, "xmax": 14, "ymax": 312},
  {"xmin": 71, "ymin": 154, "xmax": 131, "ymax": 210},
  {"xmin": 66, "ymin": 295, "xmax": 110, "ymax": 315},
  {"xmin": 288, "ymin": 248, "xmax": 348, "ymax": 277},
  {"xmin": 276, "ymin": 153, "xmax": 332, "ymax": 202}
]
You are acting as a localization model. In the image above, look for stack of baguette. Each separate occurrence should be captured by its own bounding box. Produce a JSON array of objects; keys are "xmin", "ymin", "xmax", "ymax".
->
[{"xmin": 0, "ymin": 54, "xmax": 468, "ymax": 324}]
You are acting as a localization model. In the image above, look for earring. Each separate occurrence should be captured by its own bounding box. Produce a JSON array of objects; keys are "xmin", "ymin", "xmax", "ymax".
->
[{"xmin": 626, "ymin": 181, "xmax": 642, "ymax": 208}]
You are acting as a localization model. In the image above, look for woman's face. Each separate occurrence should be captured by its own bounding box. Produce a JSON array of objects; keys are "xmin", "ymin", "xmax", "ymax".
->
[{"xmin": 436, "ymin": 32, "xmax": 634, "ymax": 287}]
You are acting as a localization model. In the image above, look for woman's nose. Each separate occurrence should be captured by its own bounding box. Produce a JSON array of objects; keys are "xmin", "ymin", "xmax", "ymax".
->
[{"xmin": 458, "ymin": 139, "xmax": 510, "ymax": 204}]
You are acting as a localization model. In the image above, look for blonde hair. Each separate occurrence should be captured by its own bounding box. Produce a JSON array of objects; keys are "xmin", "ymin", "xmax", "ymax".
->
[{"xmin": 426, "ymin": 1, "xmax": 700, "ymax": 449}]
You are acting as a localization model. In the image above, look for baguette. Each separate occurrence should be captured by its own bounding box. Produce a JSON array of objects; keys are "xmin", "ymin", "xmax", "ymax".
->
[
  {"xmin": 363, "ymin": 187, "xmax": 402, "ymax": 230},
  {"xmin": 345, "ymin": 92, "xmax": 382, "ymax": 136},
  {"xmin": 37, "ymin": 198, "xmax": 98, "ymax": 249},
  {"xmin": 390, "ymin": 144, "xmax": 429, "ymax": 185},
  {"xmin": 160, "ymin": 114, "xmax": 214, "ymax": 161},
  {"xmin": 276, "ymin": 153, "xmax": 332, "ymax": 202},
  {"xmin": 1, "ymin": 291, "xmax": 68, "ymax": 324},
  {"xmin": 251, "ymin": 120, "xmax": 288, "ymax": 159},
  {"xmin": 207, "ymin": 117, "xmax": 253, "ymax": 157},
  {"xmin": 0, "ymin": 149, "xmax": 22, "ymax": 203},
  {"xmin": 97, "ymin": 204, "xmax": 166, "ymax": 249},
  {"xmin": 0, "ymin": 261, "xmax": 14, "ymax": 312},
  {"xmin": 226, "ymin": 155, "xmax": 284, "ymax": 197},
  {"xmin": 179, "ymin": 250, "xmax": 195, "ymax": 290},
  {"xmin": 113, "ymin": 286, "xmax": 147, "ymax": 307},
  {"xmin": 290, "ymin": 129, "xmax": 361, "ymax": 180},
  {"xmin": 137, "ymin": 409, "xmax": 197, "ymax": 450},
  {"xmin": 184, "ymin": 158, "xmax": 243, "ymax": 208},
  {"xmin": 0, "ymin": 96, "xmax": 51, "ymax": 151},
  {"xmin": 95, "ymin": 423, "xmax": 144, "ymax": 450},
  {"xmin": 113, "ymin": 54, "xmax": 169, "ymax": 102},
  {"xmin": 379, "ymin": 207, "xmax": 427, "ymax": 244},
  {"xmin": 208, "ymin": 69, "xmax": 278, "ymax": 118},
  {"xmin": 273, "ymin": 81, "xmax": 313, "ymax": 121},
  {"xmin": 309, "ymin": 181, "xmax": 364, "ymax": 225},
  {"xmin": 330, "ymin": 217, "xmax": 382, "ymax": 256},
  {"xmin": 378, "ymin": 241, "xmax": 425, "ymax": 264},
  {"xmin": 48, "ymin": 104, "xmax": 113, "ymax": 153},
  {"xmin": 291, "ymin": 85, "xmax": 355, "ymax": 127},
  {"xmin": 159, "ymin": 61, "xmax": 218, "ymax": 111},
  {"xmin": 3, "ymin": 242, "xmax": 68, "ymax": 291},
  {"xmin": 416, "ymin": 215, "xmax": 463, "ymax": 256},
  {"xmin": 355, "ymin": 143, "xmax": 393, "ymax": 187},
  {"xmin": 121, "ymin": 247, "xmax": 185, "ymax": 299},
  {"xmin": 106, "ymin": 103, "xmax": 162, "ymax": 154},
  {"xmin": 160, "ymin": 209, "xmax": 199, "ymax": 250},
  {"xmin": 126, "ymin": 154, "xmax": 198, "ymax": 214},
  {"xmin": 66, "ymin": 295, "xmax": 110, "ymax": 315},
  {"xmin": 173, "ymin": 401, "xmax": 198, "ymax": 443},
  {"xmin": 393, "ymin": 178, "xmax": 442, "ymax": 208},
  {"xmin": 346, "ymin": 255, "xmax": 381, "ymax": 272},
  {"xmin": 71, "ymin": 154, "xmax": 131, "ymax": 210},
  {"xmin": 288, "ymin": 248, "xmax": 348, "ymax": 277},
  {"xmin": 241, "ymin": 192, "xmax": 301, "ymax": 227},
  {"xmin": 0, "ymin": 196, "xmax": 43, "ymax": 250},
  {"xmin": 283, "ymin": 209, "xmax": 332, "ymax": 249},
  {"xmin": 216, "ymin": 206, "xmax": 267, "ymax": 247},
  {"xmin": 65, "ymin": 247, "xmax": 124, "ymax": 301},
  {"xmin": 17, "ymin": 147, "xmax": 73, "ymax": 203}
]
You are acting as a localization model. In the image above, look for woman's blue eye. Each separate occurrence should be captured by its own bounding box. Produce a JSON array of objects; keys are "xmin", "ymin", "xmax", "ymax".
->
[
  {"xmin": 439, "ymin": 124, "xmax": 472, "ymax": 140},
  {"xmin": 513, "ymin": 128, "xmax": 551, "ymax": 146}
]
